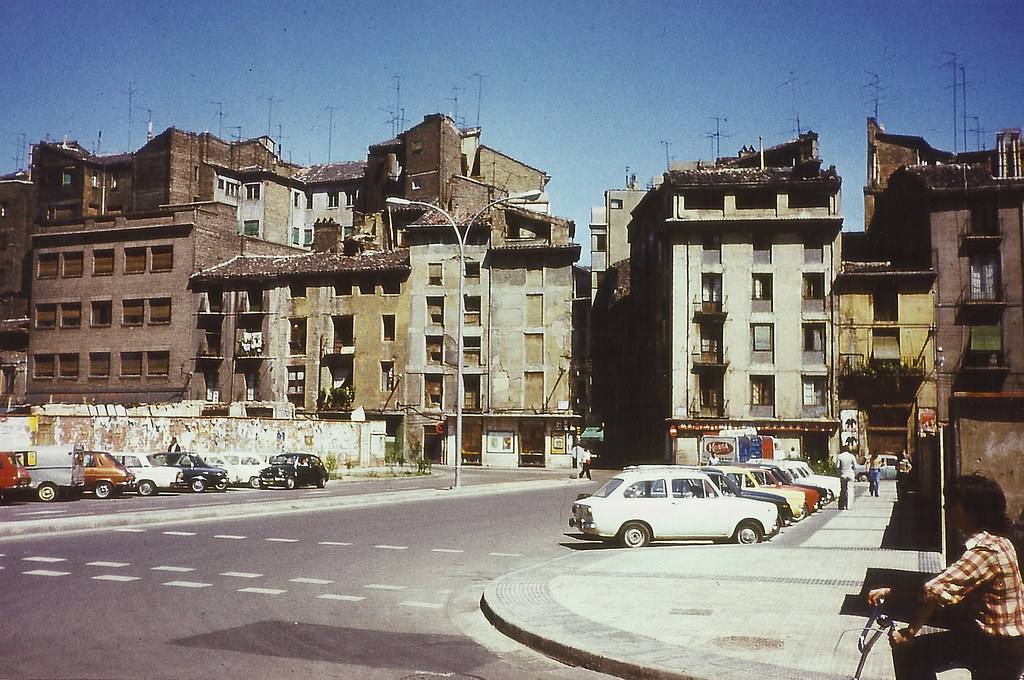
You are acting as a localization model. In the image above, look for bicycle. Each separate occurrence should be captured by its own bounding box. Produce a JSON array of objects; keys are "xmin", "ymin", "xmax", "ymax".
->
[{"xmin": 835, "ymin": 597, "xmax": 897, "ymax": 680}]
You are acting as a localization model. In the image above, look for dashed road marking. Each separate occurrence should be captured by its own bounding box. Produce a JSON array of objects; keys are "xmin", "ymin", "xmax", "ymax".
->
[
  {"xmin": 163, "ymin": 581, "xmax": 212, "ymax": 588},
  {"xmin": 221, "ymin": 571, "xmax": 263, "ymax": 579},
  {"xmin": 24, "ymin": 556, "xmax": 67, "ymax": 563},
  {"xmin": 432, "ymin": 548, "xmax": 465, "ymax": 554},
  {"xmin": 93, "ymin": 574, "xmax": 140, "ymax": 582},
  {"xmin": 374, "ymin": 544, "xmax": 408, "ymax": 550},
  {"xmin": 290, "ymin": 577, "xmax": 333, "ymax": 585},
  {"xmin": 114, "ymin": 528, "xmax": 146, "ymax": 533},
  {"xmin": 215, "ymin": 534, "xmax": 247, "ymax": 540},
  {"xmin": 24, "ymin": 569, "xmax": 69, "ymax": 577},
  {"xmin": 400, "ymin": 601, "xmax": 443, "ymax": 610},
  {"xmin": 238, "ymin": 587, "xmax": 286, "ymax": 595},
  {"xmin": 317, "ymin": 594, "xmax": 365, "ymax": 602},
  {"xmin": 365, "ymin": 583, "xmax": 406, "ymax": 591},
  {"xmin": 319, "ymin": 541, "xmax": 352, "ymax": 546},
  {"xmin": 488, "ymin": 552, "xmax": 522, "ymax": 557},
  {"xmin": 265, "ymin": 538, "xmax": 298, "ymax": 543},
  {"xmin": 163, "ymin": 531, "xmax": 196, "ymax": 536},
  {"xmin": 152, "ymin": 566, "xmax": 195, "ymax": 572},
  {"xmin": 88, "ymin": 561, "xmax": 130, "ymax": 568}
]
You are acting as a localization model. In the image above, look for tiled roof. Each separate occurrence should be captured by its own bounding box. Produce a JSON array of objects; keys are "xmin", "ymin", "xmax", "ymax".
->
[
  {"xmin": 666, "ymin": 166, "xmax": 838, "ymax": 186},
  {"xmin": 293, "ymin": 161, "xmax": 366, "ymax": 184},
  {"xmin": 192, "ymin": 249, "xmax": 410, "ymax": 282},
  {"xmin": 902, "ymin": 163, "xmax": 1004, "ymax": 189},
  {"xmin": 490, "ymin": 242, "xmax": 581, "ymax": 256}
]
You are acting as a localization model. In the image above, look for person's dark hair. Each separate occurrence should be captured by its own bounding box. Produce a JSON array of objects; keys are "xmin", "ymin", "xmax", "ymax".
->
[{"xmin": 946, "ymin": 473, "xmax": 1011, "ymax": 536}]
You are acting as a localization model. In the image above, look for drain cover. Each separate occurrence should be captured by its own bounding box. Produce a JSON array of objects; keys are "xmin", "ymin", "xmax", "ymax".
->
[{"xmin": 712, "ymin": 635, "xmax": 784, "ymax": 650}]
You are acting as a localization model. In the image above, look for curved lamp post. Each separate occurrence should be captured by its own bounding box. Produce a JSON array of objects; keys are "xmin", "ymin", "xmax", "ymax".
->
[{"xmin": 386, "ymin": 189, "xmax": 543, "ymax": 488}]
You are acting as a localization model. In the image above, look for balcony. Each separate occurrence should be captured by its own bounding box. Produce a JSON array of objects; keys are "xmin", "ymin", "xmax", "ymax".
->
[
  {"xmin": 956, "ymin": 282, "xmax": 1006, "ymax": 322},
  {"xmin": 692, "ymin": 296, "xmax": 727, "ymax": 322},
  {"xmin": 838, "ymin": 355, "xmax": 925, "ymax": 403},
  {"xmin": 689, "ymin": 397, "xmax": 728, "ymax": 419},
  {"xmin": 958, "ymin": 220, "xmax": 1001, "ymax": 255},
  {"xmin": 691, "ymin": 346, "xmax": 728, "ymax": 371}
]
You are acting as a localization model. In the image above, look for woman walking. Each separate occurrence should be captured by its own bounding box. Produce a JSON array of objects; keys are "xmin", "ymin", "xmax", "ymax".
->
[{"xmin": 867, "ymin": 451, "xmax": 882, "ymax": 497}]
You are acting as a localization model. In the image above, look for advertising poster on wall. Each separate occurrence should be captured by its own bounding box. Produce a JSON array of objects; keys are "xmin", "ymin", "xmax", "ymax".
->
[{"xmin": 840, "ymin": 409, "xmax": 859, "ymax": 453}]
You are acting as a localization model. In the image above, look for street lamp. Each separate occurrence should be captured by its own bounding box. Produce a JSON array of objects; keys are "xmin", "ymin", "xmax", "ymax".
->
[{"xmin": 386, "ymin": 189, "xmax": 543, "ymax": 488}]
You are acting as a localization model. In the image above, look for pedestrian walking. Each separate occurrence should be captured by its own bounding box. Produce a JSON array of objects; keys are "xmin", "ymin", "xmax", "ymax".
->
[
  {"xmin": 837, "ymin": 448, "xmax": 856, "ymax": 510},
  {"xmin": 571, "ymin": 441, "xmax": 591, "ymax": 480},
  {"xmin": 867, "ymin": 451, "xmax": 882, "ymax": 497},
  {"xmin": 868, "ymin": 473, "xmax": 1024, "ymax": 680},
  {"xmin": 896, "ymin": 450, "xmax": 913, "ymax": 500},
  {"xmin": 168, "ymin": 436, "xmax": 181, "ymax": 452}
]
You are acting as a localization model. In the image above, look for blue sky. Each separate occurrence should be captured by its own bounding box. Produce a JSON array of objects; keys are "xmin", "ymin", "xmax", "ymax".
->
[{"xmin": 3, "ymin": 0, "xmax": 1022, "ymax": 261}]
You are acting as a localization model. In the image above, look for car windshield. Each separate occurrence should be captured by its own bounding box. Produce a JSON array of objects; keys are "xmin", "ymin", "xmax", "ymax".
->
[
  {"xmin": 591, "ymin": 478, "xmax": 624, "ymax": 498},
  {"xmin": 271, "ymin": 455, "xmax": 297, "ymax": 465}
]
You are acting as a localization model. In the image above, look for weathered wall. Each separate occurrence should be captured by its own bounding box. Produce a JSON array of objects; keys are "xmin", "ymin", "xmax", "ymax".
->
[
  {"xmin": 956, "ymin": 413, "xmax": 1024, "ymax": 518},
  {"xmin": 22, "ymin": 414, "xmax": 386, "ymax": 468}
]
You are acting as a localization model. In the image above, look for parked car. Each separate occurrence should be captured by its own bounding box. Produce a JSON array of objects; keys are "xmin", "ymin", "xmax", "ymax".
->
[
  {"xmin": 853, "ymin": 454, "xmax": 899, "ymax": 482},
  {"xmin": 767, "ymin": 459, "xmax": 841, "ymax": 499},
  {"xmin": 17, "ymin": 446, "xmax": 86, "ymax": 502},
  {"xmin": 709, "ymin": 465, "xmax": 813, "ymax": 521},
  {"xmin": 0, "ymin": 451, "xmax": 32, "ymax": 503},
  {"xmin": 204, "ymin": 452, "xmax": 268, "ymax": 488},
  {"xmin": 745, "ymin": 461, "xmax": 834, "ymax": 506},
  {"xmin": 697, "ymin": 466, "xmax": 795, "ymax": 525},
  {"xmin": 568, "ymin": 465, "xmax": 779, "ymax": 548},
  {"xmin": 149, "ymin": 452, "xmax": 228, "ymax": 492},
  {"xmin": 115, "ymin": 453, "xmax": 184, "ymax": 496},
  {"xmin": 79, "ymin": 450, "xmax": 135, "ymax": 498},
  {"xmin": 259, "ymin": 453, "xmax": 329, "ymax": 490}
]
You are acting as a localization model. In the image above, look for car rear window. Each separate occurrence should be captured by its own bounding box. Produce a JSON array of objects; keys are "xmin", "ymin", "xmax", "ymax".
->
[{"xmin": 623, "ymin": 479, "xmax": 667, "ymax": 498}]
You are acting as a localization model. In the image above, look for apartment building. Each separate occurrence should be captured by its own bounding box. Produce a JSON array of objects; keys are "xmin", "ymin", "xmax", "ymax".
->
[
  {"xmin": 588, "ymin": 179, "xmax": 645, "ymax": 300},
  {"xmin": 623, "ymin": 133, "xmax": 843, "ymax": 463},
  {"xmin": 860, "ymin": 118, "xmax": 1024, "ymax": 512}
]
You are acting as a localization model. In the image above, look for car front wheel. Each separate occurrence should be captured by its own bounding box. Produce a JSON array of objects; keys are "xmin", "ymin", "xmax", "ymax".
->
[
  {"xmin": 215, "ymin": 480, "xmax": 228, "ymax": 491},
  {"xmin": 618, "ymin": 522, "xmax": 651, "ymax": 548},
  {"xmin": 284, "ymin": 476, "xmax": 296, "ymax": 490},
  {"xmin": 733, "ymin": 520, "xmax": 763, "ymax": 545},
  {"xmin": 249, "ymin": 476, "xmax": 261, "ymax": 489},
  {"xmin": 190, "ymin": 477, "xmax": 207, "ymax": 493},
  {"xmin": 37, "ymin": 483, "xmax": 58, "ymax": 502},
  {"xmin": 137, "ymin": 480, "xmax": 158, "ymax": 496}
]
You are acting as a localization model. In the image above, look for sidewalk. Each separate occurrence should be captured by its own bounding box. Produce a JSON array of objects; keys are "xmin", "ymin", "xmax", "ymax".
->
[{"xmin": 483, "ymin": 481, "xmax": 951, "ymax": 680}]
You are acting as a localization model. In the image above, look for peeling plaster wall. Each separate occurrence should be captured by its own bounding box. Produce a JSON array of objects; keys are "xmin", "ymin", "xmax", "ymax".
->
[{"xmin": 27, "ymin": 415, "xmax": 385, "ymax": 467}]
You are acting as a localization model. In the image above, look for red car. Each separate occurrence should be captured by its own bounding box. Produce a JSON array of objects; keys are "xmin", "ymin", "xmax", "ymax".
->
[
  {"xmin": 0, "ymin": 451, "xmax": 32, "ymax": 502},
  {"xmin": 740, "ymin": 465, "xmax": 820, "ymax": 513}
]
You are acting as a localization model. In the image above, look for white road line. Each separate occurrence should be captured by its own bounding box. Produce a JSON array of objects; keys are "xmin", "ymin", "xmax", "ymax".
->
[
  {"xmin": 87, "ymin": 561, "xmax": 130, "ymax": 568},
  {"xmin": 399, "ymin": 601, "xmax": 444, "ymax": 610},
  {"xmin": 374, "ymin": 544, "xmax": 408, "ymax": 550},
  {"xmin": 23, "ymin": 556, "xmax": 67, "ymax": 563},
  {"xmin": 488, "ymin": 552, "xmax": 522, "ymax": 557},
  {"xmin": 163, "ymin": 531, "xmax": 196, "ymax": 536},
  {"xmin": 114, "ymin": 528, "xmax": 146, "ymax": 533},
  {"xmin": 364, "ymin": 584, "xmax": 406, "ymax": 591},
  {"xmin": 318, "ymin": 541, "xmax": 352, "ymax": 546},
  {"xmin": 265, "ymin": 538, "xmax": 299, "ymax": 543},
  {"xmin": 290, "ymin": 577, "xmax": 333, "ymax": 585},
  {"xmin": 152, "ymin": 566, "xmax": 195, "ymax": 572},
  {"xmin": 317, "ymin": 594, "xmax": 365, "ymax": 602},
  {"xmin": 24, "ymin": 569, "xmax": 70, "ymax": 577},
  {"xmin": 431, "ymin": 548, "xmax": 465, "ymax": 554},
  {"xmin": 221, "ymin": 571, "xmax": 263, "ymax": 579},
  {"xmin": 238, "ymin": 587, "xmax": 287, "ymax": 595},
  {"xmin": 215, "ymin": 534, "xmax": 247, "ymax": 540},
  {"xmin": 163, "ymin": 581, "xmax": 212, "ymax": 588},
  {"xmin": 93, "ymin": 574, "xmax": 140, "ymax": 582}
]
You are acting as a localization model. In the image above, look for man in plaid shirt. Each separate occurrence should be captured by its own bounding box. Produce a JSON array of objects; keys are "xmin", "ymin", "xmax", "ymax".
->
[{"xmin": 869, "ymin": 474, "xmax": 1024, "ymax": 680}]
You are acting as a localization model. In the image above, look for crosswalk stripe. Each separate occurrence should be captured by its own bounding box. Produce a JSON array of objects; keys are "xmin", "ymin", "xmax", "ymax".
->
[
  {"xmin": 88, "ymin": 561, "xmax": 130, "ymax": 568},
  {"xmin": 317, "ymin": 594, "xmax": 365, "ymax": 601},
  {"xmin": 163, "ymin": 581, "xmax": 212, "ymax": 588},
  {"xmin": 215, "ymin": 535, "xmax": 247, "ymax": 540},
  {"xmin": 238, "ymin": 587, "xmax": 286, "ymax": 595},
  {"xmin": 24, "ymin": 556, "xmax": 66, "ymax": 563},
  {"xmin": 365, "ymin": 583, "xmax": 406, "ymax": 590},
  {"xmin": 152, "ymin": 566, "xmax": 195, "ymax": 572},
  {"xmin": 290, "ymin": 577, "xmax": 333, "ymax": 585},
  {"xmin": 24, "ymin": 569, "xmax": 69, "ymax": 577},
  {"xmin": 221, "ymin": 571, "xmax": 262, "ymax": 579},
  {"xmin": 93, "ymin": 574, "xmax": 140, "ymax": 582}
]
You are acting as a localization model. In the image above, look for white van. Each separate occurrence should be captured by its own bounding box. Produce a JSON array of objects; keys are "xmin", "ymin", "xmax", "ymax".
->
[{"xmin": 17, "ymin": 446, "xmax": 86, "ymax": 501}]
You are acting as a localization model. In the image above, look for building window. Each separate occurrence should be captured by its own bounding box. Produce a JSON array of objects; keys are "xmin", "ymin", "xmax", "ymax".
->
[
  {"xmin": 464, "ymin": 335, "xmax": 481, "ymax": 366},
  {"xmin": 151, "ymin": 246, "xmax": 173, "ymax": 272},
  {"xmin": 245, "ymin": 183, "xmax": 261, "ymax": 200},
  {"xmin": 205, "ymin": 371, "xmax": 219, "ymax": 401},
  {"xmin": 802, "ymin": 376, "xmax": 825, "ymax": 406},
  {"xmin": 62, "ymin": 171, "xmax": 73, "ymax": 186},
  {"xmin": 426, "ymin": 335, "xmax": 443, "ymax": 365},
  {"xmin": 149, "ymin": 298, "xmax": 171, "ymax": 325},
  {"xmin": 35, "ymin": 304, "xmax": 57, "ymax": 329},
  {"xmin": 610, "ymin": 198, "xmax": 623, "ymax": 210},
  {"xmin": 873, "ymin": 286, "xmax": 899, "ymax": 321},
  {"xmin": 89, "ymin": 352, "xmax": 110, "ymax": 378},
  {"xmin": 425, "ymin": 374, "xmax": 443, "ymax": 407},
  {"xmin": 243, "ymin": 220, "xmax": 260, "ymax": 237},
  {"xmin": 380, "ymin": 361, "xmax": 395, "ymax": 392},
  {"xmin": 750, "ymin": 376, "xmax": 775, "ymax": 407},
  {"xmin": 465, "ymin": 261, "xmax": 480, "ymax": 281},
  {"xmin": 593, "ymin": 233, "xmax": 607, "ymax": 252},
  {"xmin": 37, "ymin": 253, "xmax": 59, "ymax": 279},
  {"xmin": 287, "ymin": 366, "xmax": 305, "ymax": 403},
  {"xmin": 803, "ymin": 323, "xmax": 825, "ymax": 352},
  {"xmin": 428, "ymin": 262, "xmax": 443, "ymax": 286},
  {"xmin": 93, "ymin": 249, "xmax": 114, "ymax": 275},
  {"xmin": 34, "ymin": 354, "xmax": 55, "ymax": 379},
  {"xmin": 753, "ymin": 234, "xmax": 772, "ymax": 264},
  {"xmin": 290, "ymin": 281, "xmax": 306, "ymax": 298},
  {"xmin": 752, "ymin": 273, "xmax": 772, "ymax": 310},
  {"xmin": 871, "ymin": 329, "xmax": 900, "ymax": 364},
  {"xmin": 124, "ymin": 247, "xmax": 146, "ymax": 274},
  {"xmin": 147, "ymin": 351, "xmax": 169, "ymax": 377},
  {"xmin": 58, "ymin": 353, "xmax": 79, "ymax": 380},
  {"xmin": 120, "ymin": 352, "xmax": 142, "ymax": 377},
  {"xmin": 335, "ymin": 276, "xmax": 352, "ymax": 296},
  {"xmin": 464, "ymin": 296, "xmax": 481, "ymax": 326},
  {"xmin": 382, "ymin": 314, "xmax": 396, "ymax": 342},
  {"xmin": 752, "ymin": 323, "xmax": 774, "ymax": 360},
  {"xmin": 334, "ymin": 315, "xmax": 354, "ymax": 349},
  {"xmin": 382, "ymin": 277, "xmax": 401, "ymax": 295},
  {"xmin": 0, "ymin": 366, "xmax": 14, "ymax": 394},
  {"xmin": 427, "ymin": 297, "xmax": 444, "ymax": 326},
  {"xmin": 359, "ymin": 279, "xmax": 374, "ymax": 295},
  {"xmin": 969, "ymin": 252, "xmax": 1001, "ymax": 301},
  {"xmin": 122, "ymin": 299, "xmax": 144, "ymax": 326},
  {"xmin": 526, "ymin": 294, "xmax": 543, "ymax": 326},
  {"xmin": 803, "ymin": 273, "xmax": 825, "ymax": 300},
  {"xmin": 289, "ymin": 318, "xmax": 307, "ymax": 355},
  {"xmin": 804, "ymin": 235, "xmax": 824, "ymax": 264},
  {"xmin": 60, "ymin": 302, "xmax": 81, "ymax": 328},
  {"xmin": 701, "ymin": 274, "xmax": 722, "ymax": 311},
  {"xmin": 464, "ymin": 374, "xmax": 481, "ymax": 410},
  {"xmin": 63, "ymin": 252, "xmax": 84, "ymax": 277},
  {"xmin": 327, "ymin": 192, "xmax": 340, "ymax": 208}
]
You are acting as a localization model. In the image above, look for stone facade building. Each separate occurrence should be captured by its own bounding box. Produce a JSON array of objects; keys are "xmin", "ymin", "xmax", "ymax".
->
[{"xmin": 620, "ymin": 133, "xmax": 843, "ymax": 463}]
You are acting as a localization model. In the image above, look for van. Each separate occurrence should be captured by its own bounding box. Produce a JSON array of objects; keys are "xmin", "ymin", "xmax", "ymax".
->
[
  {"xmin": 17, "ymin": 446, "xmax": 86, "ymax": 502},
  {"xmin": 0, "ymin": 451, "xmax": 32, "ymax": 502},
  {"xmin": 79, "ymin": 450, "xmax": 135, "ymax": 498}
]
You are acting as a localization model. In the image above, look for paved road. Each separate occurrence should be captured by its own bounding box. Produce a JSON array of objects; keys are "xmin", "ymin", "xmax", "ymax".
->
[{"xmin": 1, "ymin": 469, "xmax": 615, "ymax": 680}]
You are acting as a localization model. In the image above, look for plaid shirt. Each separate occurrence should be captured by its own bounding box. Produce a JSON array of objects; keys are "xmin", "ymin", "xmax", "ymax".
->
[{"xmin": 924, "ymin": 531, "xmax": 1024, "ymax": 636}]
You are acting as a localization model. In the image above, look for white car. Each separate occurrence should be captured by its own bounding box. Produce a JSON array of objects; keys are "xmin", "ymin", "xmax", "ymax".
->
[
  {"xmin": 764, "ymin": 459, "xmax": 841, "ymax": 499},
  {"xmin": 853, "ymin": 454, "xmax": 899, "ymax": 481},
  {"xmin": 114, "ymin": 453, "xmax": 183, "ymax": 496},
  {"xmin": 203, "ymin": 452, "xmax": 268, "ymax": 488},
  {"xmin": 569, "ymin": 465, "xmax": 779, "ymax": 548}
]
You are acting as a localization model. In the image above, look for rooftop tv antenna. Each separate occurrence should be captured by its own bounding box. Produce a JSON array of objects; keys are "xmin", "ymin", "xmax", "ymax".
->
[
  {"xmin": 660, "ymin": 140, "xmax": 671, "ymax": 171},
  {"xmin": 863, "ymin": 71, "xmax": 882, "ymax": 119},
  {"xmin": 942, "ymin": 52, "xmax": 961, "ymax": 153},
  {"xmin": 325, "ymin": 105, "xmax": 337, "ymax": 162},
  {"xmin": 208, "ymin": 102, "xmax": 224, "ymax": 138},
  {"xmin": 449, "ymin": 85, "xmax": 461, "ymax": 127},
  {"xmin": 126, "ymin": 81, "xmax": 137, "ymax": 151},
  {"xmin": 707, "ymin": 117, "xmax": 728, "ymax": 160},
  {"xmin": 471, "ymin": 72, "xmax": 486, "ymax": 127},
  {"xmin": 265, "ymin": 96, "xmax": 281, "ymax": 139},
  {"xmin": 392, "ymin": 75, "xmax": 403, "ymax": 136},
  {"xmin": 783, "ymin": 71, "xmax": 801, "ymax": 137}
]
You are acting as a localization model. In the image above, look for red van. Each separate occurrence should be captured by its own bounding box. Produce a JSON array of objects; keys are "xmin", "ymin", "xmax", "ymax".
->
[{"xmin": 0, "ymin": 451, "xmax": 32, "ymax": 502}]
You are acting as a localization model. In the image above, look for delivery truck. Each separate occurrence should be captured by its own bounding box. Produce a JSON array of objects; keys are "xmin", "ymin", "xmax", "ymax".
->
[{"xmin": 17, "ymin": 446, "xmax": 86, "ymax": 501}]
